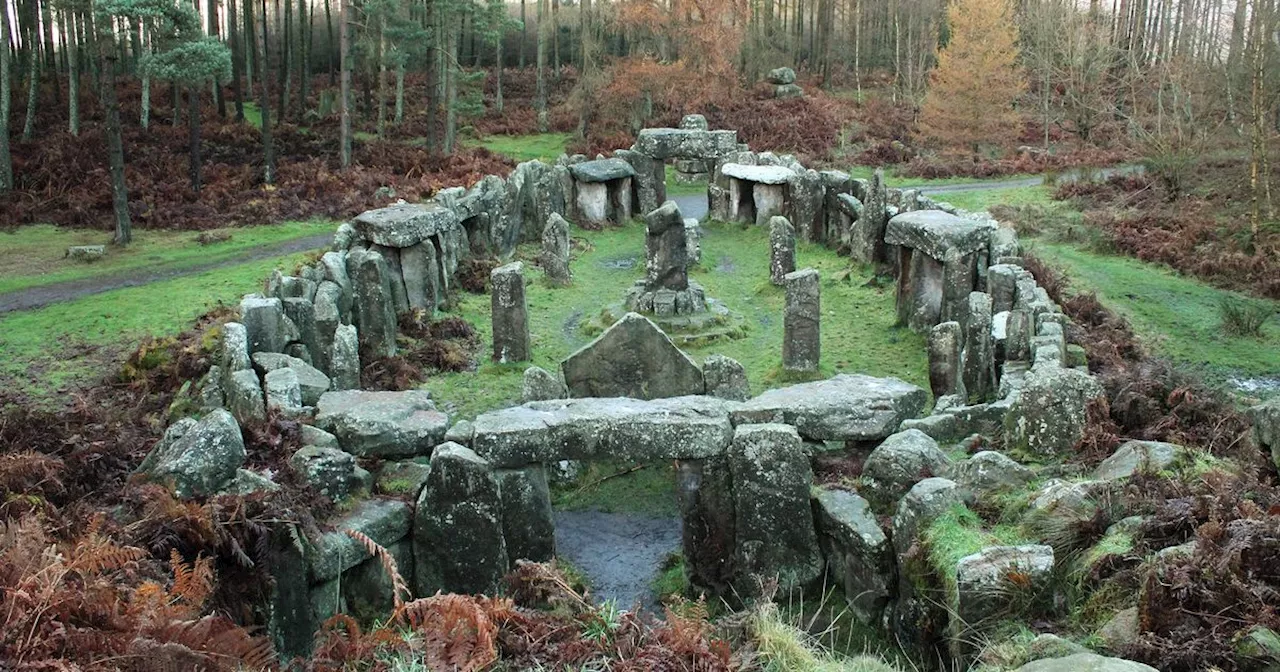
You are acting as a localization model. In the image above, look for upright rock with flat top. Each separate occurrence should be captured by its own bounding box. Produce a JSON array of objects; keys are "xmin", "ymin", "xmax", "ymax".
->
[
  {"xmin": 928, "ymin": 321, "xmax": 964, "ymax": 399},
  {"xmin": 414, "ymin": 443, "xmax": 509, "ymax": 596},
  {"xmin": 315, "ymin": 390, "xmax": 449, "ymax": 458},
  {"xmin": 239, "ymin": 295, "xmax": 299, "ymax": 354},
  {"xmin": 496, "ymin": 465, "xmax": 555, "ymax": 563},
  {"xmin": 1004, "ymin": 363, "xmax": 1104, "ymax": 456},
  {"xmin": 730, "ymin": 424, "xmax": 823, "ymax": 596},
  {"xmin": 144, "ymin": 409, "xmax": 246, "ymax": 498},
  {"xmin": 351, "ymin": 201, "xmax": 461, "ymax": 248},
  {"xmin": 783, "ymin": 269, "xmax": 821, "ymax": 373},
  {"xmin": 733, "ymin": 374, "xmax": 928, "ymax": 442},
  {"xmin": 769, "ymin": 216, "xmax": 797, "ymax": 285},
  {"xmin": 491, "ymin": 262, "xmax": 531, "ymax": 363},
  {"xmin": 963, "ymin": 292, "xmax": 994, "ymax": 403},
  {"xmin": 561, "ymin": 312, "xmax": 704, "ymax": 400},
  {"xmin": 221, "ymin": 322, "xmax": 252, "ymax": 373},
  {"xmin": 645, "ymin": 201, "xmax": 689, "ymax": 291},
  {"xmin": 955, "ymin": 545, "xmax": 1055, "ymax": 625},
  {"xmin": 522, "ymin": 365, "xmax": 567, "ymax": 402},
  {"xmin": 851, "ymin": 169, "xmax": 888, "ymax": 264},
  {"xmin": 252, "ymin": 352, "xmax": 331, "ymax": 405},
  {"xmin": 861, "ymin": 429, "xmax": 952, "ymax": 511},
  {"xmin": 813, "ymin": 487, "xmax": 894, "ymax": 624},
  {"xmin": 328, "ymin": 324, "xmax": 361, "ymax": 390},
  {"xmin": 1248, "ymin": 399, "xmax": 1280, "ymax": 469},
  {"xmin": 225, "ymin": 369, "xmax": 266, "ymax": 424},
  {"xmin": 540, "ymin": 213, "xmax": 572, "ymax": 285},
  {"xmin": 264, "ymin": 368, "xmax": 304, "ymax": 415},
  {"xmin": 346, "ymin": 249, "xmax": 398, "ymax": 358}
]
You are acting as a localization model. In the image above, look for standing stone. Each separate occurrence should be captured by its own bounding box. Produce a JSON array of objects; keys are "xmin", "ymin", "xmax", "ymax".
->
[
  {"xmin": 729, "ymin": 424, "xmax": 823, "ymax": 596},
  {"xmin": 221, "ymin": 322, "xmax": 252, "ymax": 373},
  {"xmin": 783, "ymin": 269, "xmax": 821, "ymax": 373},
  {"xmin": 813, "ymin": 487, "xmax": 894, "ymax": 625},
  {"xmin": 684, "ymin": 219, "xmax": 702, "ymax": 266},
  {"xmin": 264, "ymin": 368, "xmax": 304, "ymax": 416},
  {"xmin": 703, "ymin": 354, "xmax": 751, "ymax": 401},
  {"xmin": 928, "ymin": 321, "xmax": 964, "ymax": 399},
  {"xmin": 987, "ymin": 264, "xmax": 1021, "ymax": 315},
  {"xmin": 239, "ymin": 295, "xmax": 299, "ymax": 354},
  {"xmin": 281, "ymin": 298, "xmax": 319, "ymax": 364},
  {"xmin": 346, "ymin": 249, "xmax": 398, "ymax": 358},
  {"xmin": 313, "ymin": 284, "xmax": 342, "ymax": 375},
  {"xmin": 490, "ymin": 262, "xmax": 531, "ymax": 363},
  {"xmin": 400, "ymin": 241, "xmax": 440, "ymax": 313},
  {"xmin": 786, "ymin": 169, "xmax": 824, "ymax": 242},
  {"xmin": 496, "ymin": 465, "xmax": 555, "ymax": 564},
  {"xmin": 963, "ymin": 292, "xmax": 994, "ymax": 403},
  {"xmin": 645, "ymin": 201, "xmax": 689, "ymax": 291},
  {"xmin": 413, "ymin": 443, "xmax": 509, "ymax": 596},
  {"xmin": 540, "ymin": 213, "xmax": 572, "ymax": 285},
  {"xmin": 1006, "ymin": 310, "xmax": 1033, "ymax": 362},
  {"xmin": 225, "ymin": 369, "xmax": 267, "ymax": 424},
  {"xmin": 1004, "ymin": 364, "xmax": 1104, "ymax": 456},
  {"xmin": 851, "ymin": 169, "xmax": 888, "ymax": 264},
  {"xmin": 561, "ymin": 312, "xmax": 705, "ymax": 400},
  {"xmin": 329, "ymin": 324, "xmax": 361, "ymax": 390},
  {"xmin": 769, "ymin": 216, "xmax": 797, "ymax": 286},
  {"xmin": 371, "ymin": 245, "xmax": 410, "ymax": 314},
  {"xmin": 676, "ymin": 457, "xmax": 737, "ymax": 594}
]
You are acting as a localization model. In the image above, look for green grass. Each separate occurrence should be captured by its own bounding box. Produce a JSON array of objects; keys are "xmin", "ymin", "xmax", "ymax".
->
[
  {"xmin": 0, "ymin": 220, "xmax": 335, "ymax": 295},
  {"xmin": 551, "ymin": 460, "xmax": 681, "ymax": 518},
  {"xmin": 467, "ymin": 133, "xmax": 573, "ymax": 163},
  {"xmin": 664, "ymin": 164, "xmax": 711, "ymax": 196},
  {"xmin": 932, "ymin": 185, "xmax": 1055, "ymax": 213},
  {"xmin": 1030, "ymin": 240, "xmax": 1280, "ymax": 383},
  {"xmin": 0, "ymin": 251, "xmax": 315, "ymax": 402},
  {"xmin": 651, "ymin": 552, "xmax": 689, "ymax": 600},
  {"xmin": 424, "ymin": 217, "xmax": 927, "ymax": 420},
  {"xmin": 844, "ymin": 165, "xmax": 1042, "ymax": 189}
]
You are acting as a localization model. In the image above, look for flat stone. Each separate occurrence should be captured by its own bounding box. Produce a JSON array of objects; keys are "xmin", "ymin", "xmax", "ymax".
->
[
  {"xmin": 720, "ymin": 163, "xmax": 795, "ymax": 184},
  {"xmin": 1093, "ymin": 440, "xmax": 1183, "ymax": 481},
  {"xmin": 144, "ymin": 409, "xmax": 246, "ymax": 498},
  {"xmin": 946, "ymin": 451, "xmax": 1035, "ymax": 502},
  {"xmin": 1011, "ymin": 653, "xmax": 1157, "ymax": 672},
  {"xmin": 351, "ymin": 202, "xmax": 461, "ymax": 248},
  {"xmin": 309, "ymin": 498, "xmax": 412, "ymax": 582},
  {"xmin": 956, "ymin": 544, "xmax": 1055, "ymax": 624},
  {"xmin": 263, "ymin": 368, "xmax": 304, "ymax": 415},
  {"xmin": 732, "ymin": 374, "xmax": 928, "ymax": 442},
  {"xmin": 252, "ymin": 352, "xmax": 331, "ymax": 406},
  {"xmin": 885, "ymin": 210, "xmax": 997, "ymax": 261},
  {"xmin": 569, "ymin": 158, "xmax": 636, "ymax": 183},
  {"xmin": 239, "ymin": 295, "xmax": 299, "ymax": 354},
  {"xmin": 561, "ymin": 312, "xmax": 704, "ymax": 400},
  {"xmin": 290, "ymin": 446, "xmax": 369, "ymax": 501},
  {"xmin": 472, "ymin": 395, "xmax": 736, "ymax": 468},
  {"xmin": 315, "ymin": 390, "xmax": 449, "ymax": 458}
]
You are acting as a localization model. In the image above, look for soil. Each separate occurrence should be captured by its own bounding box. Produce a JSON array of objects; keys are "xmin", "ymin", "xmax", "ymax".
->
[{"xmin": 553, "ymin": 509, "xmax": 683, "ymax": 613}]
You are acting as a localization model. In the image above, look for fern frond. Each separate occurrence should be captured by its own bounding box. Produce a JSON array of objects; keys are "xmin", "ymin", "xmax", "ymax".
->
[{"xmin": 344, "ymin": 529, "xmax": 411, "ymax": 610}]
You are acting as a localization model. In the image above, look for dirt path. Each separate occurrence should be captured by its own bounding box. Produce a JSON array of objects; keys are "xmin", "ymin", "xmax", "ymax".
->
[
  {"xmin": 0, "ymin": 233, "xmax": 332, "ymax": 314},
  {"xmin": 554, "ymin": 510, "xmax": 682, "ymax": 612}
]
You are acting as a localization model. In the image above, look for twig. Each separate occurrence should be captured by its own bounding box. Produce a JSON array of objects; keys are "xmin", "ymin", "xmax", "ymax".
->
[{"xmin": 571, "ymin": 463, "xmax": 648, "ymax": 497}]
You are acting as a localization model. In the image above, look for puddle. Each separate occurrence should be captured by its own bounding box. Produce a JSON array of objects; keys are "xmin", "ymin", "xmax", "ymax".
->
[
  {"xmin": 715, "ymin": 255, "xmax": 737, "ymax": 274},
  {"xmin": 554, "ymin": 510, "xmax": 682, "ymax": 612},
  {"xmin": 599, "ymin": 255, "xmax": 639, "ymax": 270},
  {"xmin": 1228, "ymin": 376, "xmax": 1280, "ymax": 394}
]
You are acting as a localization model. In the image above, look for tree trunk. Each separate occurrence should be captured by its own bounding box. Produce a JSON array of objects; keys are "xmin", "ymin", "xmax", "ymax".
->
[
  {"xmin": 245, "ymin": 0, "xmax": 255, "ymax": 92},
  {"xmin": 0, "ymin": 0, "xmax": 12, "ymax": 192},
  {"xmin": 140, "ymin": 23, "xmax": 150, "ymax": 129},
  {"xmin": 260, "ymin": 0, "xmax": 277, "ymax": 182},
  {"xmin": 377, "ymin": 13, "xmax": 387, "ymax": 138},
  {"xmin": 425, "ymin": 0, "xmax": 439, "ymax": 154},
  {"xmin": 444, "ymin": 6, "xmax": 459, "ymax": 153},
  {"xmin": 325, "ymin": 0, "xmax": 335, "ymax": 85},
  {"xmin": 395, "ymin": 61, "xmax": 405, "ymax": 124},
  {"xmin": 495, "ymin": 31, "xmax": 504, "ymax": 114},
  {"xmin": 339, "ymin": 0, "xmax": 351, "ymax": 167},
  {"xmin": 21, "ymin": 15, "xmax": 40, "ymax": 141},
  {"xmin": 97, "ymin": 18, "xmax": 132, "ymax": 244},
  {"xmin": 189, "ymin": 84, "xmax": 203, "ymax": 191},
  {"xmin": 231, "ymin": 0, "xmax": 245, "ymax": 120},
  {"xmin": 299, "ymin": 0, "xmax": 311, "ymax": 117},
  {"xmin": 535, "ymin": 0, "xmax": 547, "ymax": 131},
  {"xmin": 67, "ymin": 9, "xmax": 80, "ymax": 136},
  {"xmin": 519, "ymin": 0, "xmax": 527, "ymax": 68},
  {"xmin": 279, "ymin": 0, "xmax": 293, "ymax": 121},
  {"xmin": 210, "ymin": 0, "xmax": 226, "ymax": 117}
]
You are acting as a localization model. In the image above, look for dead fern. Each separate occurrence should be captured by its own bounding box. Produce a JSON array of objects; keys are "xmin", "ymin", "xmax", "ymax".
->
[{"xmin": 345, "ymin": 529, "xmax": 411, "ymax": 611}]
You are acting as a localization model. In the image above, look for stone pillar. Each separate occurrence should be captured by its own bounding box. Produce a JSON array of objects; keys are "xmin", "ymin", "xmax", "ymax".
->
[
  {"xmin": 496, "ymin": 465, "xmax": 556, "ymax": 565},
  {"xmin": 540, "ymin": 213, "xmax": 572, "ymax": 285},
  {"xmin": 346, "ymin": 249, "xmax": 398, "ymax": 358},
  {"xmin": 963, "ymin": 292, "xmax": 994, "ymax": 403},
  {"xmin": 783, "ymin": 268, "xmax": 821, "ymax": 373},
  {"xmin": 329, "ymin": 324, "xmax": 361, "ymax": 390},
  {"xmin": 941, "ymin": 254, "xmax": 977, "ymax": 324},
  {"xmin": 684, "ymin": 218, "xmax": 702, "ymax": 266},
  {"xmin": 645, "ymin": 201, "xmax": 689, "ymax": 291},
  {"xmin": 928, "ymin": 321, "xmax": 965, "ymax": 399},
  {"xmin": 413, "ymin": 443, "xmax": 509, "ymax": 596},
  {"xmin": 400, "ymin": 241, "xmax": 441, "ymax": 313},
  {"xmin": 729, "ymin": 424, "xmax": 823, "ymax": 597},
  {"xmin": 769, "ymin": 216, "xmax": 797, "ymax": 286},
  {"xmin": 676, "ymin": 457, "xmax": 737, "ymax": 596},
  {"xmin": 1006, "ymin": 309, "xmax": 1033, "ymax": 363},
  {"xmin": 490, "ymin": 262, "xmax": 531, "ymax": 363},
  {"xmin": 753, "ymin": 183, "xmax": 786, "ymax": 227},
  {"xmin": 987, "ymin": 264, "xmax": 1020, "ymax": 315},
  {"xmin": 860, "ymin": 169, "xmax": 889, "ymax": 264}
]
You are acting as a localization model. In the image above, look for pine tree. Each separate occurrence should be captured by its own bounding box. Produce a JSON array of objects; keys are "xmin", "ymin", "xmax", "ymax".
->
[{"xmin": 917, "ymin": 0, "xmax": 1026, "ymax": 154}]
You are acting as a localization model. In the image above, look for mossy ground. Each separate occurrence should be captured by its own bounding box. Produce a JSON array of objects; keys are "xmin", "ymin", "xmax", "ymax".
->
[
  {"xmin": 0, "ymin": 220, "xmax": 334, "ymax": 294},
  {"xmin": 468, "ymin": 133, "xmax": 574, "ymax": 162},
  {"xmin": 424, "ymin": 217, "xmax": 927, "ymax": 420}
]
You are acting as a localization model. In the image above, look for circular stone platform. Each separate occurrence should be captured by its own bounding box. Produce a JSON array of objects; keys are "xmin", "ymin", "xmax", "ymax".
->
[{"xmin": 587, "ymin": 281, "xmax": 749, "ymax": 346}]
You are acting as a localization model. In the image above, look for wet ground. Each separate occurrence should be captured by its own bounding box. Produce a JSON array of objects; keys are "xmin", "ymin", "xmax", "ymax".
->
[{"xmin": 553, "ymin": 510, "xmax": 683, "ymax": 612}]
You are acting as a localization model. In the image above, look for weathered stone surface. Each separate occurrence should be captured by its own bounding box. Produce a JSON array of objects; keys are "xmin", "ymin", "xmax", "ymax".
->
[
  {"xmin": 885, "ymin": 210, "xmax": 997, "ymax": 261},
  {"xmin": 684, "ymin": 218, "xmax": 702, "ymax": 265},
  {"xmin": 540, "ymin": 213, "xmax": 572, "ymax": 284},
  {"xmin": 1093, "ymin": 440, "xmax": 1183, "ymax": 481},
  {"xmin": 225, "ymin": 369, "xmax": 266, "ymax": 424},
  {"xmin": 774, "ymin": 83, "xmax": 804, "ymax": 99},
  {"xmin": 315, "ymin": 390, "xmax": 449, "ymax": 458},
  {"xmin": 769, "ymin": 216, "xmax": 797, "ymax": 285},
  {"xmin": 414, "ymin": 444, "xmax": 509, "ymax": 595},
  {"xmin": 264, "ymin": 368, "xmax": 304, "ymax": 415},
  {"xmin": 280, "ymin": 297, "xmax": 319, "ymax": 364},
  {"xmin": 146, "ymin": 409, "xmax": 246, "ymax": 498},
  {"xmin": 301, "ymin": 424, "xmax": 340, "ymax": 448},
  {"xmin": 730, "ymin": 424, "xmax": 823, "ymax": 595},
  {"xmin": 445, "ymin": 419, "xmax": 475, "ymax": 446},
  {"xmin": 635, "ymin": 127, "xmax": 739, "ymax": 161},
  {"xmin": 239, "ymin": 295, "xmax": 299, "ymax": 354},
  {"xmin": 221, "ymin": 322, "xmax": 252, "ymax": 373},
  {"xmin": 496, "ymin": 465, "xmax": 555, "ymax": 564},
  {"xmin": 1248, "ymin": 399, "xmax": 1280, "ymax": 469},
  {"xmin": 813, "ymin": 487, "xmax": 894, "ymax": 624},
  {"xmin": 346, "ymin": 249, "xmax": 398, "ymax": 358},
  {"xmin": 783, "ymin": 269, "xmax": 821, "ymax": 372},
  {"xmin": 310, "ymin": 498, "xmax": 412, "ymax": 582},
  {"xmin": 1004, "ymin": 363, "xmax": 1105, "ymax": 455},
  {"xmin": 66, "ymin": 244, "xmax": 106, "ymax": 262},
  {"xmin": 1011, "ymin": 653, "xmax": 1157, "ymax": 672},
  {"xmin": 946, "ymin": 451, "xmax": 1035, "ymax": 502},
  {"xmin": 1006, "ymin": 309, "xmax": 1033, "ymax": 362},
  {"xmin": 645, "ymin": 201, "xmax": 689, "ymax": 291},
  {"xmin": 252, "ymin": 352, "xmax": 331, "ymax": 406},
  {"xmin": 955, "ymin": 545, "xmax": 1055, "ymax": 624},
  {"xmin": 703, "ymin": 355, "xmax": 751, "ymax": 401},
  {"xmin": 329, "ymin": 324, "xmax": 360, "ymax": 390},
  {"xmin": 987, "ymin": 264, "xmax": 1021, "ymax": 315},
  {"xmin": 561, "ymin": 312, "xmax": 704, "ymax": 400},
  {"xmin": 343, "ymin": 539, "xmax": 413, "ymax": 623},
  {"xmin": 928, "ymin": 321, "xmax": 964, "ymax": 399},
  {"xmin": 785, "ymin": 170, "xmax": 823, "ymax": 241},
  {"xmin": 400, "ymin": 240, "xmax": 441, "ymax": 312},
  {"xmin": 861, "ymin": 429, "xmax": 952, "ymax": 510},
  {"xmin": 752, "ymin": 183, "xmax": 787, "ymax": 227},
  {"xmin": 352, "ymin": 202, "xmax": 461, "ymax": 248},
  {"xmin": 522, "ymin": 365, "xmax": 567, "ymax": 402},
  {"xmin": 472, "ymin": 396, "xmax": 736, "ymax": 468},
  {"xmin": 766, "ymin": 66, "xmax": 797, "ymax": 84},
  {"xmin": 720, "ymin": 163, "xmax": 795, "ymax": 184},
  {"xmin": 290, "ymin": 446, "xmax": 369, "ymax": 501},
  {"xmin": 850, "ymin": 169, "xmax": 888, "ymax": 264},
  {"xmin": 892, "ymin": 477, "xmax": 962, "ymax": 561},
  {"xmin": 615, "ymin": 148, "xmax": 663, "ymax": 214},
  {"xmin": 491, "ymin": 262, "xmax": 531, "ymax": 363},
  {"xmin": 963, "ymin": 292, "xmax": 995, "ymax": 403},
  {"xmin": 224, "ymin": 468, "xmax": 280, "ymax": 495},
  {"xmin": 569, "ymin": 157, "xmax": 636, "ymax": 183},
  {"xmin": 1098, "ymin": 607, "xmax": 1141, "ymax": 654},
  {"xmin": 732, "ymin": 374, "xmax": 928, "ymax": 442}
]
